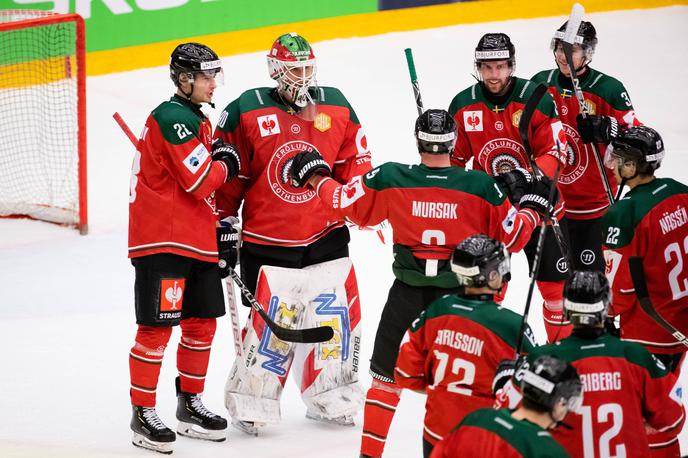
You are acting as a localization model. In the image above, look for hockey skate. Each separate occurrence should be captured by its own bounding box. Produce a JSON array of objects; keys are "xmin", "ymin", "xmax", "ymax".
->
[
  {"xmin": 305, "ymin": 408, "xmax": 355, "ymax": 427},
  {"xmin": 176, "ymin": 378, "xmax": 228, "ymax": 442},
  {"xmin": 131, "ymin": 405, "xmax": 176, "ymax": 455},
  {"xmin": 231, "ymin": 418, "xmax": 266, "ymax": 436}
]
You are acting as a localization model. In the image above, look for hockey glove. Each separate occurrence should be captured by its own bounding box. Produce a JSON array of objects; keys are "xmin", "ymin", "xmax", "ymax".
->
[
  {"xmin": 216, "ymin": 217, "xmax": 239, "ymax": 278},
  {"xmin": 519, "ymin": 176, "xmax": 559, "ymax": 217},
  {"xmin": 289, "ymin": 150, "xmax": 331, "ymax": 188},
  {"xmin": 576, "ymin": 114, "xmax": 618, "ymax": 144},
  {"xmin": 493, "ymin": 167, "xmax": 533, "ymax": 205},
  {"xmin": 492, "ymin": 358, "xmax": 518, "ymax": 396},
  {"xmin": 211, "ymin": 139, "xmax": 241, "ymax": 181}
]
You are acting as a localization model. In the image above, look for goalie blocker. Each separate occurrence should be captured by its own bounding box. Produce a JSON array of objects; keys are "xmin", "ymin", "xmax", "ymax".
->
[{"xmin": 225, "ymin": 258, "xmax": 363, "ymax": 427}]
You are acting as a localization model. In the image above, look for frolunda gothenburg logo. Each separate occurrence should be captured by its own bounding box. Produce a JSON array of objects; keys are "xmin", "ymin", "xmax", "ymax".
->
[{"xmin": 269, "ymin": 140, "xmax": 318, "ymax": 204}]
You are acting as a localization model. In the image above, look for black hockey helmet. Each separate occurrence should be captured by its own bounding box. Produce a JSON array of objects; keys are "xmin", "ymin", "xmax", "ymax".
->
[
  {"xmin": 415, "ymin": 109, "xmax": 457, "ymax": 154},
  {"xmin": 605, "ymin": 126, "xmax": 665, "ymax": 176},
  {"xmin": 170, "ymin": 42, "xmax": 224, "ymax": 88},
  {"xmin": 551, "ymin": 21, "xmax": 598, "ymax": 61},
  {"xmin": 451, "ymin": 234, "xmax": 510, "ymax": 289},
  {"xmin": 564, "ymin": 270, "xmax": 611, "ymax": 327},
  {"xmin": 475, "ymin": 33, "xmax": 515, "ymax": 67},
  {"xmin": 520, "ymin": 355, "xmax": 583, "ymax": 415}
]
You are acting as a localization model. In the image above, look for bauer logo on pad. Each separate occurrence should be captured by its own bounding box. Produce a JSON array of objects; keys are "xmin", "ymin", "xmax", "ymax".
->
[{"xmin": 160, "ymin": 279, "xmax": 185, "ymax": 311}]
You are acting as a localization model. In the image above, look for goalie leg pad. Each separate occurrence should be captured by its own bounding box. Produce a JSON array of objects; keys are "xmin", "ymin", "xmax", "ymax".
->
[{"xmin": 294, "ymin": 259, "xmax": 364, "ymax": 419}]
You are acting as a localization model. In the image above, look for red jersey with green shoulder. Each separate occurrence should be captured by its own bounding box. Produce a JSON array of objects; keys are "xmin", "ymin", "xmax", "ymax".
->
[
  {"xmin": 128, "ymin": 95, "xmax": 228, "ymax": 263},
  {"xmin": 431, "ymin": 408, "xmax": 569, "ymax": 458},
  {"xmin": 602, "ymin": 178, "xmax": 688, "ymax": 353},
  {"xmin": 316, "ymin": 162, "xmax": 541, "ymax": 288},
  {"xmin": 448, "ymin": 77, "xmax": 567, "ymax": 175},
  {"xmin": 532, "ymin": 68, "xmax": 642, "ymax": 219},
  {"xmin": 394, "ymin": 295, "xmax": 536, "ymax": 444},
  {"xmin": 213, "ymin": 86, "xmax": 371, "ymax": 247},
  {"xmin": 528, "ymin": 333, "xmax": 685, "ymax": 457}
]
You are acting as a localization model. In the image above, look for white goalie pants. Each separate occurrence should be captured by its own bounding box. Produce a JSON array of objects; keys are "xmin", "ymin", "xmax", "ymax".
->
[{"xmin": 225, "ymin": 258, "xmax": 364, "ymax": 423}]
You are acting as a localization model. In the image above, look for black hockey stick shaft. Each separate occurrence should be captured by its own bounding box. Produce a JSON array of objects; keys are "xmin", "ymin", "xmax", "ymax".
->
[
  {"xmin": 405, "ymin": 48, "xmax": 424, "ymax": 116},
  {"xmin": 228, "ymin": 269, "xmax": 335, "ymax": 344},
  {"xmin": 628, "ymin": 257, "xmax": 688, "ymax": 347},
  {"xmin": 515, "ymin": 160, "xmax": 563, "ymax": 354},
  {"xmin": 518, "ymin": 84, "xmax": 575, "ymax": 270}
]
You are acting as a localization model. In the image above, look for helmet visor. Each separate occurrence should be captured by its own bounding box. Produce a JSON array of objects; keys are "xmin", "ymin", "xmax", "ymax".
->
[{"xmin": 603, "ymin": 144, "xmax": 624, "ymax": 170}]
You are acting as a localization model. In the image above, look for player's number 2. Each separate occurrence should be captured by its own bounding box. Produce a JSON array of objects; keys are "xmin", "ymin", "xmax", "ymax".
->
[
  {"xmin": 429, "ymin": 350, "xmax": 475, "ymax": 396},
  {"xmin": 581, "ymin": 403, "xmax": 625, "ymax": 458},
  {"xmin": 665, "ymin": 236, "xmax": 688, "ymax": 300}
]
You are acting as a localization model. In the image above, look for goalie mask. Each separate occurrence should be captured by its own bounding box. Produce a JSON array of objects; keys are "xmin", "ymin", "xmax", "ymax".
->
[
  {"xmin": 268, "ymin": 32, "xmax": 317, "ymax": 108},
  {"xmin": 564, "ymin": 270, "xmax": 611, "ymax": 327},
  {"xmin": 415, "ymin": 109, "xmax": 457, "ymax": 154},
  {"xmin": 451, "ymin": 235, "xmax": 510, "ymax": 290},
  {"xmin": 520, "ymin": 355, "xmax": 583, "ymax": 419},
  {"xmin": 170, "ymin": 43, "xmax": 224, "ymax": 91}
]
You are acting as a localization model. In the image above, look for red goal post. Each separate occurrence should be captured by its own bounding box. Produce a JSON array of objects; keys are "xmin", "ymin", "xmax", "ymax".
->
[{"xmin": 0, "ymin": 11, "xmax": 87, "ymax": 234}]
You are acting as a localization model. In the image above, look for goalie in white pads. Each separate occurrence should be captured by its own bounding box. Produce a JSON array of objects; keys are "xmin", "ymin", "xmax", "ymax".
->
[{"xmin": 225, "ymin": 258, "xmax": 363, "ymax": 432}]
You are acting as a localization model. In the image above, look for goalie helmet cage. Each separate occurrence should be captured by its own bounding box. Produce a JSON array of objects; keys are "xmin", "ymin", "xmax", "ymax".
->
[{"xmin": 0, "ymin": 11, "xmax": 87, "ymax": 234}]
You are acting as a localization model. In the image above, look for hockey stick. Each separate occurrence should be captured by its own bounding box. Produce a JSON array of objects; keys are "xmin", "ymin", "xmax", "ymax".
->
[
  {"xmin": 228, "ymin": 268, "xmax": 334, "ymax": 343},
  {"xmin": 515, "ymin": 159, "xmax": 563, "ymax": 354},
  {"xmin": 226, "ymin": 274, "xmax": 244, "ymax": 357},
  {"xmin": 560, "ymin": 3, "xmax": 615, "ymax": 206},
  {"xmin": 112, "ymin": 112, "xmax": 335, "ymax": 344},
  {"xmin": 404, "ymin": 48, "xmax": 424, "ymax": 116},
  {"xmin": 518, "ymin": 84, "xmax": 575, "ymax": 271},
  {"xmin": 628, "ymin": 257, "xmax": 688, "ymax": 348}
]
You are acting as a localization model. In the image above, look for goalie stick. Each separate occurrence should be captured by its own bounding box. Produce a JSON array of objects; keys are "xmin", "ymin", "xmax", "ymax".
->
[
  {"xmin": 518, "ymin": 83, "xmax": 575, "ymax": 271},
  {"xmin": 112, "ymin": 112, "xmax": 334, "ymax": 344},
  {"xmin": 628, "ymin": 257, "xmax": 688, "ymax": 348},
  {"xmin": 560, "ymin": 3, "xmax": 615, "ymax": 206}
]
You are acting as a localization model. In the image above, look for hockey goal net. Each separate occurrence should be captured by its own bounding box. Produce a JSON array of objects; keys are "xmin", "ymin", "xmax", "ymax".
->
[{"xmin": 0, "ymin": 10, "xmax": 87, "ymax": 234}]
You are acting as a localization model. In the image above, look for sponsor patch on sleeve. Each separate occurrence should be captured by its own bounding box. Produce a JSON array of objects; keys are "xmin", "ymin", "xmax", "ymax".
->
[
  {"xmin": 183, "ymin": 143, "xmax": 210, "ymax": 174},
  {"xmin": 340, "ymin": 176, "xmax": 365, "ymax": 208}
]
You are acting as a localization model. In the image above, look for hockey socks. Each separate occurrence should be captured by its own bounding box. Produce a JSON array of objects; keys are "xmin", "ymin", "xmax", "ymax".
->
[
  {"xmin": 360, "ymin": 379, "xmax": 402, "ymax": 457},
  {"xmin": 129, "ymin": 325, "xmax": 173, "ymax": 406},
  {"xmin": 538, "ymin": 280, "xmax": 572, "ymax": 343},
  {"xmin": 177, "ymin": 317, "xmax": 216, "ymax": 393}
]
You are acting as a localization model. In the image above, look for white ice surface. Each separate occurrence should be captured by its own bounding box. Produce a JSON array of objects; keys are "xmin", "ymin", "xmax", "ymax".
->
[{"xmin": 1, "ymin": 6, "xmax": 687, "ymax": 457}]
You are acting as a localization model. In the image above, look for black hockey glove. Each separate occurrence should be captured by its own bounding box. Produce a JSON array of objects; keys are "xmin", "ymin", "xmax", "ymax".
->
[
  {"xmin": 289, "ymin": 150, "xmax": 331, "ymax": 188},
  {"xmin": 493, "ymin": 167, "xmax": 533, "ymax": 205},
  {"xmin": 519, "ymin": 176, "xmax": 559, "ymax": 217},
  {"xmin": 211, "ymin": 139, "xmax": 241, "ymax": 181},
  {"xmin": 492, "ymin": 356, "xmax": 526, "ymax": 396},
  {"xmin": 216, "ymin": 218, "xmax": 239, "ymax": 278},
  {"xmin": 604, "ymin": 317, "xmax": 620, "ymax": 338},
  {"xmin": 576, "ymin": 114, "xmax": 618, "ymax": 144}
]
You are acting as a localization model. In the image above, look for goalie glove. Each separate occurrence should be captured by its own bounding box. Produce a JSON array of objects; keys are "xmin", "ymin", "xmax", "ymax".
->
[
  {"xmin": 289, "ymin": 150, "xmax": 331, "ymax": 188},
  {"xmin": 576, "ymin": 114, "xmax": 619, "ymax": 144},
  {"xmin": 216, "ymin": 217, "xmax": 239, "ymax": 278}
]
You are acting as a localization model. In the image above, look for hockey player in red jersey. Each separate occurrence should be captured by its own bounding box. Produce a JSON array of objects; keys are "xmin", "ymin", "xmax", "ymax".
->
[
  {"xmin": 393, "ymin": 235, "xmax": 538, "ymax": 457},
  {"xmin": 532, "ymin": 20, "xmax": 642, "ymax": 275},
  {"xmin": 524, "ymin": 270, "xmax": 686, "ymax": 458},
  {"xmin": 290, "ymin": 109, "xmax": 555, "ymax": 457},
  {"xmin": 127, "ymin": 43, "xmax": 241, "ymax": 454},
  {"xmin": 602, "ymin": 126, "xmax": 688, "ymax": 456},
  {"xmin": 432, "ymin": 355, "xmax": 580, "ymax": 458},
  {"xmin": 214, "ymin": 32, "xmax": 371, "ymax": 433},
  {"xmin": 448, "ymin": 33, "xmax": 572, "ymax": 343}
]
